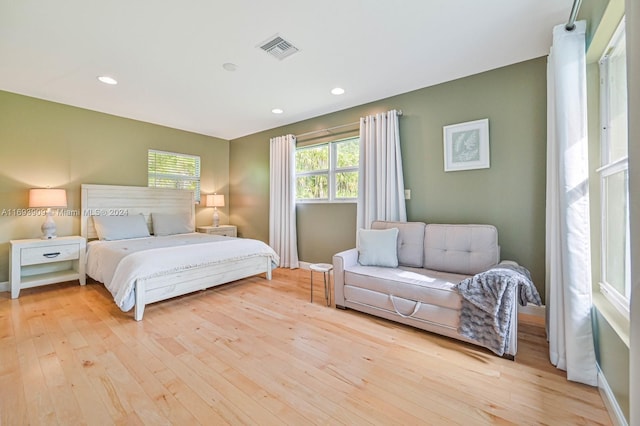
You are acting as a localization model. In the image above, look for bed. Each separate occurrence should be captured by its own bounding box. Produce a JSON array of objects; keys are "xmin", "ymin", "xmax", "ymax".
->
[{"xmin": 81, "ymin": 184, "xmax": 279, "ymax": 320}]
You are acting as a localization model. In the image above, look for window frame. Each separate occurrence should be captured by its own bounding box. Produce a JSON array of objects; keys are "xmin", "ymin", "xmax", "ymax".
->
[
  {"xmin": 147, "ymin": 149, "xmax": 202, "ymax": 203},
  {"xmin": 295, "ymin": 136, "xmax": 359, "ymax": 203},
  {"xmin": 597, "ymin": 17, "xmax": 630, "ymax": 319}
]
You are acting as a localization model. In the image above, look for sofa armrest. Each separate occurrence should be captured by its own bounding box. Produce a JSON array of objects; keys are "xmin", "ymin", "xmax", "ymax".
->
[{"xmin": 333, "ymin": 248, "xmax": 358, "ymax": 308}]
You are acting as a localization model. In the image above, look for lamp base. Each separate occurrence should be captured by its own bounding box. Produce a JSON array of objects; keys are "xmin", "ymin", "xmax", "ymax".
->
[
  {"xmin": 41, "ymin": 211, "xmax": 58, "ymax": 239},
  {"xmin": 213, "ymin": 208, "xmax": 220, "ymax": 227}
]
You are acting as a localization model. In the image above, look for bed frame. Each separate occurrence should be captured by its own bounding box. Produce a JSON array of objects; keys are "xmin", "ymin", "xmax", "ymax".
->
[{"xmin": 80, "ymin": 184, "xmax": 273, "ymax": 320}]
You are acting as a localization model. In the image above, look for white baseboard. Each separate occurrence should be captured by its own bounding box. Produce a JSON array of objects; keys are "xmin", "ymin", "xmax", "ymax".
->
[
  {"xmin": 299, "ymin": 261, "xmax": 312, "ymax": 270},
  {"xmin": 597, "ymin": 365, "xmax": 628, "ymax": 426},
  {"xmin": 0, "ymin": 281, "xmax": 9, "ymax": 292}
]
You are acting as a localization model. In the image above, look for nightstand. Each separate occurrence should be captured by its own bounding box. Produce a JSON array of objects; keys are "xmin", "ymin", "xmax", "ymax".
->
[
  {"xmin": 9, "ymin": 236, "xmax": 87, "ymax": 299},
  {"xmin": 197, "ymin": 225, "xmax": 237, "ymax": 237}
]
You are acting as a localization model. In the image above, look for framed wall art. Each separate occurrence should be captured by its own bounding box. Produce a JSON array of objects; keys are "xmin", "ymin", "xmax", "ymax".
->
[{"xmin": 443, "ymin": 118, "xmax": 490, "ymax": 172}]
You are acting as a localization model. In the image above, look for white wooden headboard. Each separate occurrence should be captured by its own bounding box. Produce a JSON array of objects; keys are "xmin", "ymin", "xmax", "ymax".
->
[{"xmin": 81, "ymin": 184, "xmax": 195, "ymax": 240}]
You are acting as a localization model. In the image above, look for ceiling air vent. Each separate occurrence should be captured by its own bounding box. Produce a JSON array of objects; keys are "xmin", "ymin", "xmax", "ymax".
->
[{"xmin": 258, "ymin": 35, "xmax": 299, "ymax": 61}]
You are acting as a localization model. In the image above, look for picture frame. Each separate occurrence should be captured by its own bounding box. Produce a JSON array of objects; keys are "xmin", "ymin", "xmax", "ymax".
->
[{"xmin": 443, "ymin": 118, "xmax": 490, "ymax": 172}]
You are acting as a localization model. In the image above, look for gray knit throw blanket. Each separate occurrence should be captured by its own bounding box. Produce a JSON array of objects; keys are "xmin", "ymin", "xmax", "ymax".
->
[{"xmin": 456, "ymin": 263, "xmax": 542, "ymax": 356}]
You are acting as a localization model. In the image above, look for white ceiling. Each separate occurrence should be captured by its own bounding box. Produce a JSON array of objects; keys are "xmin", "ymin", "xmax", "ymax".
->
[{"xmin": 0, "ymin": 0, "xmax": 572, "ymax": 140}]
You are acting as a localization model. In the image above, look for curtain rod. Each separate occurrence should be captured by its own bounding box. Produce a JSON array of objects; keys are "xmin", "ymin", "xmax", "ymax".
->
[
  {"xmin": 295, "ymin": 110, "xmax": 403, "ymax": 140},
  {"xmin": 565, "ymin": 0, "xmax": 583, "ymax": 31}
]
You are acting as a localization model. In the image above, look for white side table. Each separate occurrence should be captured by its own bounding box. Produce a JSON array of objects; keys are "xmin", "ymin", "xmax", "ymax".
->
[
  {"xmin": 10, "ymin": 236, "xmax": 87, "ymax": 299},
  {"xmin": 309, "ymin": 263, "xmax": 333, "ymax": 306}
]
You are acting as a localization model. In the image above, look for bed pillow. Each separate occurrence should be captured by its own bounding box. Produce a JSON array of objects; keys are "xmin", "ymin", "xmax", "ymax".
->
[
  {"xmin": 92, "ymin": 214, "xmax": 150, "ymax": 241},
  {"xmin": 152, "ymin": 212, "xmax": 194, "ymax": 236},
  {"xmin": 357, "ymin": 227, "xmax": 399, "ymax": 268}
]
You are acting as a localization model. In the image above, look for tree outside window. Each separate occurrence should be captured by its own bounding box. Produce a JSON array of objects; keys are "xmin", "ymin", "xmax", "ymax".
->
[{"xmin": 296, "ymin": 137, "xmax": 359, "ymax": 202}]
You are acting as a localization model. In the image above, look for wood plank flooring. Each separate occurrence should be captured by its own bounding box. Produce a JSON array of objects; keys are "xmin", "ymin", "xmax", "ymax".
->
[{"xmin": 0, "ymin": 269, "xmax": 612, "ymax": 425}]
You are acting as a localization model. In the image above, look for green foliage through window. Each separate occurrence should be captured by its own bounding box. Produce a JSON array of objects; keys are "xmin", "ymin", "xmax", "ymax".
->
[
  {"xmin": 296, "ymin": 145, "xmax": 328, "ymax": 173},
  {"xmin": 295, "ymin": 137, "xmax": 359, "ymax": 201},
  {"xmin": 336, "ymin": 171, "xmax": 358, "ymax": 198},
  {"xmin": 336, "ymin": 139, "xmax": 359, "ymax": 168},
  {"xmin": 296, "ymin": 175, "xmax": 328, "ymax": 199}
]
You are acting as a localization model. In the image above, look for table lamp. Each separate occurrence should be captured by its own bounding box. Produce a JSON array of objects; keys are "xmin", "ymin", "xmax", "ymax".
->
[
  {"xmin": 29, "ymin": 188, "xmax": 67, "ymax": 239},
  {"xmin": 205, "ymin": 194, "xmax": 225, "ymax": 227}
]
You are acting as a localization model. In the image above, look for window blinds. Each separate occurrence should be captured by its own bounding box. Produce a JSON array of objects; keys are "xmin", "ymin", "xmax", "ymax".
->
[{"xmin": 148, "ymin": 149, "xmax": 201, "ymax": 202}]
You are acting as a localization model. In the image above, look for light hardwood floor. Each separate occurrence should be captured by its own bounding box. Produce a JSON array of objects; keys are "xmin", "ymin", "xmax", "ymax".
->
[{"xmin": 0, "ymin": 269, "xmax": 612, "ymax": 425}]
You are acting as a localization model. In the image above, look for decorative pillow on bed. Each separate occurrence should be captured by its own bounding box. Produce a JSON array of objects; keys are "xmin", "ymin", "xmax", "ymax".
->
[
  {"xmin": 92, "ymin": 214, "xmax": 150, "ymax": 241},
  {"xmin": 151, "ymin": 212, "xmax": 194, "ymax": 236},
  {"xmin": 357, "ymin": 227, "xmax": 399, "ymax": 268}
]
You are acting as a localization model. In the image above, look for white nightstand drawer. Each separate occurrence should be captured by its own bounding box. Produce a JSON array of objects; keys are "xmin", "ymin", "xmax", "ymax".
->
[
  {"xmin": 208, "ymin": 229, "xmax": 235, "ymax": 237},
  {"xmin": 21, "ymin": 243, "xmax": 80, "ymax": 266},
  {"xmin": 197, "ymin": 225, "xmax": 237, "ymax": 237}
]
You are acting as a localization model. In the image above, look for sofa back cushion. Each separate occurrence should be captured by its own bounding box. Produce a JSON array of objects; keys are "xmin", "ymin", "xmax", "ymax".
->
[
  {"xmin": 424, "ymin": 224, "xmax": 499, "ymax": 275},
  {"xmin": 371, "ymin": 221, "xmax": 425, "ymax": 267}
]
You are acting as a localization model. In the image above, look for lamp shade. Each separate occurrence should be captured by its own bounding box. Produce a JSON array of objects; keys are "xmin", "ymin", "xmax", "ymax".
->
[
  {"xmin": 205, "ymin": 194, "xmax": 225, "ymax": 207},
  {"xmin": 28, "ymin": 188, "xmax": 67, "ymax": 208}
]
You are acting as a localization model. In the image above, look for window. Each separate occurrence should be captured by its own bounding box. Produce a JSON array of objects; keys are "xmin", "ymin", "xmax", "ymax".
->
[
  {"xmin": 148, "ymin": 149, "xmax": 201, "ymax": 202},
  {"xmin": 295, "ymin": 137, "xmax": 359, "ymax": 202},
  {"xmin": 598, "ymin": 18, "xmax": 630, "ymax": 318}
]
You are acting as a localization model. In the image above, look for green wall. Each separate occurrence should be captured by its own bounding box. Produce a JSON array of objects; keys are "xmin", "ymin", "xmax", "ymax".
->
[
  {"xmin": 230, "ymin": 57, "xmax": 548, "ymax": 297},
  {"xmin": 296, "ymin": 203, "xmax": 357, "ymax": 264},
  {"xmin": 0, "ymin": 90, "xmax": 229, "ymax": 283},
  {"xmin": 593, "ymin": 309, "xmax": 630, "ymax": 420},
  {"xmin": 581, "ymin": 0, "xmax": 611, "ymax": 47}
]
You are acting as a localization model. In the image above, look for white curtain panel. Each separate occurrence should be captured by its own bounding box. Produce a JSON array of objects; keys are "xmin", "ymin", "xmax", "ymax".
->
[
  {"xmin": 357, "ymin": 109, "xmax": 407, "ymax": 230},
  {"xmin": 269, "ymin": 135, "xmax": 299, "ymax": 269},
  {"xmin": 545, "ymin": 20, "xmax": 597, "ymax": 386}
]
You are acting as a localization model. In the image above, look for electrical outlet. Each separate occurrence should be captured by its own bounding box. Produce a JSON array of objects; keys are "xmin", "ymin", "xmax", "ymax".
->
[{"xmin": 404, "ymin": 189, "xmax": 411, "ymax": 200}]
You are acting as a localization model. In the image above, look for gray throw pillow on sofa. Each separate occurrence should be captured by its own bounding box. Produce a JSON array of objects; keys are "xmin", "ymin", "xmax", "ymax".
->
[{"xmin": 357, "ymin": 228, "xmax": 399, "ymax": 267}]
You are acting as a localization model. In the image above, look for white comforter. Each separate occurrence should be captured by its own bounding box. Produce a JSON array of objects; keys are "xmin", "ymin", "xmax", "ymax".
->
[{"xmin": 86, "ymin": 233, "xmax": 279, "ymax": 311}]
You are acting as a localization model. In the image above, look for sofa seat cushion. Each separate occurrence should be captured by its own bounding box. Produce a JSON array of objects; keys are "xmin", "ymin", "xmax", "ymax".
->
[{"xmin": 343, "ymin": 265, "xmax": 469, "ymax": 310}]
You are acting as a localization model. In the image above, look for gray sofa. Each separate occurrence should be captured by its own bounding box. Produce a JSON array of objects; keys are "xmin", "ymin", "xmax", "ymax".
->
[{"xmin": 333, "ymin": 221, "xmax": 518, "ymax": 357}]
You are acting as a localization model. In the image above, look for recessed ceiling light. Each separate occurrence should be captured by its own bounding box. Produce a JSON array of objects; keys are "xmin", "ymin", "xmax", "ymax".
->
[
  {"xmin": 97, "ymin": 75, "xmax": 118, "ymax": 85},
  {"xmin": 222, "ymin": 63, "xmax": 238, "ymax": 72},
  {"xmin": 331, "ymin": 87, "xmax": 345, "ymax": 95},
  {"xmin": 272, "ymin": 108, "xmax": 284, "ymax": 114}
]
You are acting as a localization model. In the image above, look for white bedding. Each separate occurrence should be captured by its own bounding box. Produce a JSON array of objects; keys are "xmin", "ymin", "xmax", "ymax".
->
[{"xmin": 86, "ymin": 233, "xmax": 279, "ymax": 311}]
